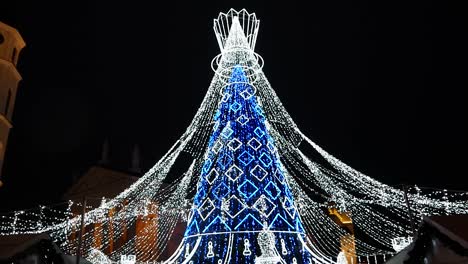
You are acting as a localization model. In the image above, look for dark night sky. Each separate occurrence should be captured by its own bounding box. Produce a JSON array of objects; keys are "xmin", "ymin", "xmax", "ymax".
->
[{"xmin": 0, "ymin": 1, "xmax": 466, "ymax": 212}]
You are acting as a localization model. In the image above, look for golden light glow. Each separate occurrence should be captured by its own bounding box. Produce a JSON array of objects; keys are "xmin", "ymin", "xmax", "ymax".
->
[{"xmin": 328, "ymin": 207, "xmax": 353, "ymax": 225}]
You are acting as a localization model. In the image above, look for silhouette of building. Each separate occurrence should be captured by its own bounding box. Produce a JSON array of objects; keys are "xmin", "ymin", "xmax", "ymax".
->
[
  {"xmin": 63, "ymin": 141, "xmax": 175, "ymax": 261},
  {"xmin": 386, "ymin": 214, "xmax": 468, "ymax": 263},
  {"xmin": 327, "ymin": 202, "xmax": 357, "ymax": 263},
  {"xmin": 0, "ymin": 21, "xmax": 25, "ymax": 187},
  {"xmin": 0, "ymin": 233, "xmax": 67, "ymax": 264}
]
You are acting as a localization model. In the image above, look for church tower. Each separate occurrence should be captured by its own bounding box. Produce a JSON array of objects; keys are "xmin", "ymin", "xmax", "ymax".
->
[{"xmin": 0, "ymin": 21, "xmax": 25, "ymax": 187}]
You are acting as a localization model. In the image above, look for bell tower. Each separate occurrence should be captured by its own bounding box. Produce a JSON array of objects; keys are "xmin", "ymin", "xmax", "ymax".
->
[{"xmin": 0, "ymin": 21, "xmax": 25, "ymax": 187}]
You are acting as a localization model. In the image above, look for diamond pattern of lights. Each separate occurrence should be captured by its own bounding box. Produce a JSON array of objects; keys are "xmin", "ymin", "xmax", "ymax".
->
[
  {"xmin": 240, "ymin": 87, "xmax": 254, "ymax": 100},
  {"xmin": 253, "ymin": 127, "xmax": 265, "ymax": 138},
  {"xmin": 236, "ymin": 115, "xmax": 249, "ymax": 126},
  {"xmin": 282, "ymin": 196, "xmax": 297, "ymax": 219},
  {"xmin": 250, "ymin": 164, "xmax": 268, "ymax": 181},
  {"xmin": 212, "ymin": 140, "xmax": 223, "ymax": 154},
  {"xmin": 230, "ymin": 101, "xmax": 242, "ymax": 112},
  {"xmin": 195, "ymin": 187, "xmax": 206, "ymax": 203},
  {"xmin": 238, "ymin": 180, "xmax": 259, "ymax": 199},
  {"xmin": 274, "ymin": 168, "xmax": 286, "ymax": 184},
  {"xmin": 264, "ymin": 181, "xmax": 281, "ymax": 200},
  {"xmin": 225, "ymin": 164, "xmax": 243, "ymax": 181},
  {"xmin": 238, "ymin": 150, "xmax": 255, "ymax": 166},
  {"xmin": 253, "ymin": 194, "xmax": 277, "ymax": 217},
  {"xmin": 205, "ymin": 168, "xmax": 220, "ymax": 185},
  {"xmin": 202, "ymin": 158, "xmax": 213, "ymax": 173},
  {"xmin": 227, "ymin": 138, "xmax": 242, "ymax": 151},
  {"xmin": 221, "ymin": 125, "xmax": 234, "ymax": 139},
  {"xmin": 247, "ymin": 137, "xmax": 262, "ymax": 151},
  {"xmin": 222, "ymin": 93, "xmax": 232, "ymax": 102},
  {"xmin": 223, "ymin": 195, "xmax": 247, "ymax": 218},
  {"xmin": 259, "ymin": 152, "xmax": 273, "ymax": 167},
  {"xmin": 213, "ymin": 120, "xmax": 220, "ymax": 131},
  {"xmin": 267, "ymin": 141, "xmax": 276, "ymax": 153},
  {"xmin": 254, "ymin": 105, "xmax": 264, "ymax": 117},
  {"xmin": 214, "ymin": 110, "xmax": 221, "ymax": 119},
  {"xmin": 197, "ymin": 198, "xmax": 215, "ymax": 221},
  {"xmin": 217, "ymin": 152, "xmax": 233, "ymax": 170},
  {"xmin": 213, "ymin": 182, "xmax": 230, "ymax": 200}
]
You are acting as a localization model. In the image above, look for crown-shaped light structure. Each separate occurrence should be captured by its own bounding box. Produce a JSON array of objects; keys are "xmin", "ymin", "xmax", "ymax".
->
[{"xmin": 214, "ymin": 9, "xmax": 260, "ymax": 52}]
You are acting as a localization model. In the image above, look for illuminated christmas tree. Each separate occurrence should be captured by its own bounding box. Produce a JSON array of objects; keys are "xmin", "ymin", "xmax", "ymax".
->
[{"xmin": 178, "ymin": 63, "xmax": 313, "ymax": 263}]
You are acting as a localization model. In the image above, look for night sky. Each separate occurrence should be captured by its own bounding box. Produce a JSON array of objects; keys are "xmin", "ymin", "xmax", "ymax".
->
[{"xmin": 0, "ymin": 1, "xmax": 466, "ymax": 213}]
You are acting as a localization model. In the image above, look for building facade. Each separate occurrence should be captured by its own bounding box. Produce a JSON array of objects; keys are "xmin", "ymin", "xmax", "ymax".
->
[{"xmin": 0, "ymin": 21, "xmax": 25, "ymax": 187}]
